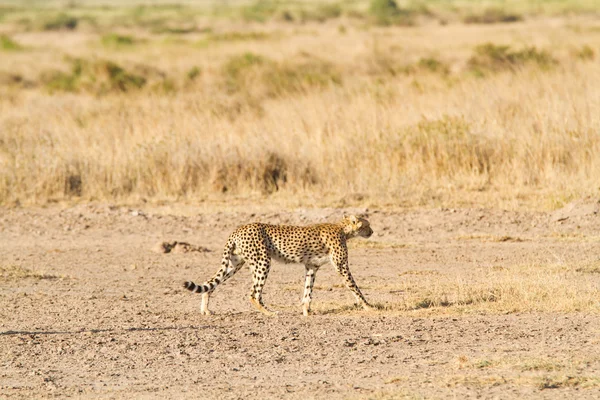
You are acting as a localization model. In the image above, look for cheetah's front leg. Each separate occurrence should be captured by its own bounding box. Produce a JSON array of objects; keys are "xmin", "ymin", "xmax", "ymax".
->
[{"xmin": 334, "ymin": 261, "xmax": 373, "ymax": 311}]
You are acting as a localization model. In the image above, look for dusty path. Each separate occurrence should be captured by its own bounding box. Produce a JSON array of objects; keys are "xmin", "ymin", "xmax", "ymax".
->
[{"xmin": 1, "ymin": 203, "xmax": 599, "ymax": 399}]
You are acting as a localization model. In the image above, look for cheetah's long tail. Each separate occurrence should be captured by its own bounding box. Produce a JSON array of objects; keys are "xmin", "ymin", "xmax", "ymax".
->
[{"xmin": 183, "ymin": 239, "xmax": 235, "ymax": 294}]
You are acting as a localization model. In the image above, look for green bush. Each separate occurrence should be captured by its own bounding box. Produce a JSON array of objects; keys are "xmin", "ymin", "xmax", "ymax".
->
[
  {"xmin": 222, "ymin": 53, "xmax": 341, "ymax": 97},
  {"xmin": 101, "ymin": 61, "xmax": 146, "ymax": 92},
  {"xmin": 42, "ymin": 13, "xmax": 78, "ymax": 31},
  {"xmin": 417, "ymin": 57, "xmax": 449, "ymax": 75},
  {"xmin": 241, "ymin": 1, "xmax": 279, "ymax": 22},
  {"xmin": 463, "ymin": 8, "xmax": 522, "ymax": 24},
  {"xmin": 574, "ymin": 45, "xmax": 595, "ymax": 61},
  {"xmin": 208, "ymin": 31, "xmax": 270, "ymax": 42},
  {"xmin": 101, "ymin": 33, "xmax": 136, "ymax": 48},
  {"xmin": 43, "ymin": 58, "xmax": 148, "ymax": 94},
  {"xmin": 368, "ymin": 0, "xmax": 414, "ymax": 26},
  {"xmin": 187, "ymin": 66, "xmax": 201, "ymax": 81},
  {"xmin": 298, "ymin": 3, "xmax": 343, "ymax": 23},
  {"xmin": 264, "ymin": 61, "xmax": 342, "ymax": 95},
  {"xmin": 0, "ymin": 35, "xmax": 22, "ymax": 51}
]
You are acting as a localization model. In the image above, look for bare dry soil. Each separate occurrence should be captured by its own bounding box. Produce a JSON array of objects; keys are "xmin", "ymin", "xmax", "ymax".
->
[{"xmin": 1, "ymin": 202, "xmax": 600, "ymax": 399}]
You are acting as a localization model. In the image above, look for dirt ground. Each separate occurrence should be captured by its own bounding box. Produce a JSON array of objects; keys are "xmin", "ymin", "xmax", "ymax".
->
[{"xmin": 1, "ymin": 202, "xmax": 600, "ymax": 399}]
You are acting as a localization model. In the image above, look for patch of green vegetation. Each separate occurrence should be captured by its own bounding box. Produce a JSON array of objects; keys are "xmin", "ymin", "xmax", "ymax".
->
[
  {"xmin": 298, "ymin": 3, "xmax": 343, "ymax": 23},
  {"xmin": 0, "ymin": 34, "xmax": 22, "ymax": 51},
  {"xmin": 223, "ymin": 52, "xmax": 266, "ymax": 92},
  {"xmin": 0, "ymin": 6, "xmax": 17, "ymax": 23},
  {"xmin": 101, "ymin": 61, "xmax": 146, "ymax": 92},
  {"xmin": 463, "ymin": 8, "xmax": 522, "ymax": 24},
  {"xmin": 241, "ymin": 0, "xmax": 279, "ymax": 23},
  {"xmin": 222, "ymin": 52, "xmax": 341, "ymax": 97},
  {"xmin": 416, "ymin": 57, "xmax": 449, "ymax": 75},
  {"xmin": 208, "ymin": 31, "xmax": 271, "ymax": 42},
  {"xmin": 368, "ymin": 0, "xmax": 415, "ymax": 26},
  {"xmin": 265, "ymin": 60, "xmax": 342, "ymax": 95},
  {"xmin": 101, "ymin": 33, "xmax": 137, "ymax": 48},
  {"xmin": 122, "ymin": 5, "xmax": 199, "ymax": 34},
  {"xmin": 187, "ymin": 66, "xmax": 201, "ymax": 81},
  {"xmin": 44, "ymin": 70, "xmax": 79, "ymax": 92},
  {"xmin": 42, "ymin": 13, "xmax": 78, "ymax": 31},
  {"xmin": 468, "ymin": 43, "xmax": 557, "ymax": 75},
  {"xmin": 43, "ymin": 58, "xmax": 147, "ymax": 94}
]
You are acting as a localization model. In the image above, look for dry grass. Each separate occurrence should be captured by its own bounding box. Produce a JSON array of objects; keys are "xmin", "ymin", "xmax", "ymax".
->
[
  {"xmin": 456, "ymin": 234, "xmax": 524, "ymax": 242},
  {"xmin": 0, "ymin": 264, "xmax": 63, "ymax": 280},
  {"xmin": 445, "ymin": 373, "xmax": 600, "ymax": 389},
  {"xmin": 313, "ymin": 260, "xmax": 600, "ymax": 316},
  {"xmin": 1, "ymin": 2, "xmax": 600, "ymax": 209},
  {"xmin": 448, "ymin": 354, "xmax": 600, "ymax": 390}
]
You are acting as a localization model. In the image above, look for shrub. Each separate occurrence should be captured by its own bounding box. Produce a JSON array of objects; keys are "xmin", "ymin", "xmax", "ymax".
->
[
  {"xmin": 368, "ymin": 0, "xmax": 414, "ymax": 26},
  {"xmin": 187, "ymin": 66, "xmax": 201, "ymax": 81},
  {"xmin": 0, "ymin": 34, "xmax": 22, "ymax": 51},
  {"xmin": 101, "ymin": 33, "xmax": 136, "ymax": 48},
  {"xmin": 298, "ymin": 3, "xmax": 343, "ymax": 23},
  {"xmin": 223, "ymin": 52, "xmax": 266, "ymax": 92},
  {"xmin": 573, "ymin": 45, "xmax": 595, "ymax": 61},
  {"xmin": 222, "ymin": 52, "xmax": 341, "ymax": 97},
  {"xmin": 43, "ymin": 58, "xmax": 148, "ymax": 94},
  {"xmin": 417, "ymin": 57, "xmax": 449, "ymax": 75},
  {"xmin": 264, "ymin": 60, "xmax": 342, "ymax": 95},
  {"xmin": 208, "ymin": 31, "xmax": 270, "ymax": 42},
  {"xmin": 463, "ymin": 8, "xmax": 522, "ymax": 24},
  {"xmin": 100, "ymin": 61, "xmax": 146, "ymax": 92},
  {"xmin": 211, "ymin": 152, "xmax": 317, "ymax": 194},
  {"xmin": 241, "ymin": 1, "xmax": 279, "ymax": 23},
  {"xmin": 42, "ymin": 13, "xmax": 78, "ymax": 31},
  {"xmin": 468, "ymin": 43, "xmax": 557, "ymax": 75}
]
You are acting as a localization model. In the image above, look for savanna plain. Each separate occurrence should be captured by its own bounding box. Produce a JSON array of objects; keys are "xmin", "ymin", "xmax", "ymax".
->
[{"xmin": 1, "ymin": 0, "xmax": 600, "ymax": 398}]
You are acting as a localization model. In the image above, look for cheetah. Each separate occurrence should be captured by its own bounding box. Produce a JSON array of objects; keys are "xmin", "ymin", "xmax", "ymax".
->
[{"xmin": 183, "ymin": 215, "xmax": 374, "ymax": 316}]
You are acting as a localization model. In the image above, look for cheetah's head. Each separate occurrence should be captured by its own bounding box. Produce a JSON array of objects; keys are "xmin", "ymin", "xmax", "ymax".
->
[{"xmin": 341, "ymin": 215, "xmax": 373, "ymax": 239}]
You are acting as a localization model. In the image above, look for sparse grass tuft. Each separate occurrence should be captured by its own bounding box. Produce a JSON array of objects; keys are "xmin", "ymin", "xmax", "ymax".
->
[
  {"xmin": 378, "ymin": 261, "xmax": 600, "ymax": 315},
  {"xmin": 456, "ymin": 234, "xmax": 524, "ymax": 242},
  {"xmin": 0, "ymin": 265, "xmax": 63, "ymax": 281},
  {"xmin": 576, "ymin": 261, "xmax": 600, "ymax": 274},
  {"xmin": 538, "ymin": 375, "xmax": 600, "ymax": 389},
  {"xmin": 463, "ymin": 8, "xmax": 522, "ymax": 24}
]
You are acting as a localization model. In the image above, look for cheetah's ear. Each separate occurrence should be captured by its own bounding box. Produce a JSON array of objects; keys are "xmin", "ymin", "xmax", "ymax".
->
[{"xmin": 347, "ymin": 215, "xmax": 358, "ymax": 223}]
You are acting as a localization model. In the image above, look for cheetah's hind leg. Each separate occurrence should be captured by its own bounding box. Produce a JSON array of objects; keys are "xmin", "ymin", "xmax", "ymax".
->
[
  {"xmin": 248, "ymin": 257, "xmax": 278, "ymax": 316},
  {"xmin": 249, "ymin": 297, "xmax": 278, "ymax": 316},
  {"xmin": 200, "ymin": 292, "xmax": 213, "ymax": 315}
]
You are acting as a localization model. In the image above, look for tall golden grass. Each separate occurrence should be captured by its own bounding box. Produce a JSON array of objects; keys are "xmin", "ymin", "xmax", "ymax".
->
[{"xmin": 1, "ymin": 3, "xmax": 599, "ymax": 208}]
